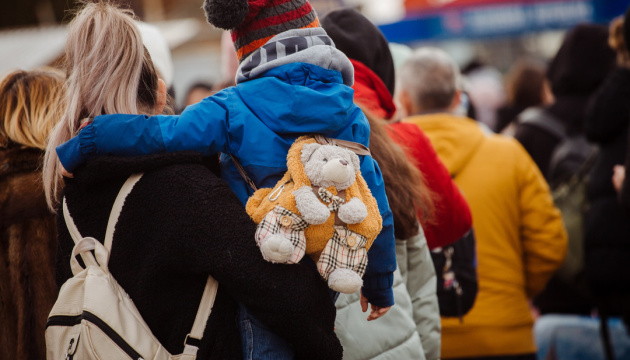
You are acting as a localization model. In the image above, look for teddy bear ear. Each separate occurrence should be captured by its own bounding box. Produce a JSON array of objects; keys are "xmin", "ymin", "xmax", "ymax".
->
[
  {"xmin": 301, "ymin": 143, "xmax": 320, "ymax": 164},
  {"xmin": 203, "ymin": 0, "xmax": 249, "ymax": 30},
  {"xmin": 350, "ymin": 152, "xmax": 361, "ymax": 172}
]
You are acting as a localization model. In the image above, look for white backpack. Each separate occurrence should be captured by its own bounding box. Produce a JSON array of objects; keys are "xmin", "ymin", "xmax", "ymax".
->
[{"xmin": 45, "ymin": 174, "xmax": 219, "ymax": 360}]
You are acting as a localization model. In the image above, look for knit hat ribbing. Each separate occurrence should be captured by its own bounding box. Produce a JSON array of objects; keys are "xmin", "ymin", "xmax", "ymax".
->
[{"xmin": 203, "ymin": 0, "xmax": 320, "ymax": 62}]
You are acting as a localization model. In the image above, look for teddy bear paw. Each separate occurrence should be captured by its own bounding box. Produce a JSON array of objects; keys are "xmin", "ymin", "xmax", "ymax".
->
[
  {"xmin": 328, "ymin": 268, "xmax": 363, "ymax": 294},
  {"xmin": 260, "ymin": 234, "xmax": 295, "ymax": 263},
  {"xmin": 338, "ymin": 197, "xmax": 368, "ymax": 224}
]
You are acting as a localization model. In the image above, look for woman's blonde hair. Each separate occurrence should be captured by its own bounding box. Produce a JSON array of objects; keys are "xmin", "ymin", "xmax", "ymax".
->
[
  {"xmin": 0, "ymin": 68, "xmax": 65, "ymax": 150},
  {"xmin": 610, "ymin": 16, "xmax": 630, "ymax": 64},
  {"xmin": 43, "ymin": 1, "xmax": 164, "ymax": 210}
]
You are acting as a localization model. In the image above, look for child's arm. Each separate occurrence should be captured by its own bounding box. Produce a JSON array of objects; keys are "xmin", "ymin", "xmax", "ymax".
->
[
  {"xmin": 56, "ymin": 92, "xmax": 233, "ymax": 172},
  {"xmin": 359, "ymin": 157, "xmax": 396, "ymax": 309}
]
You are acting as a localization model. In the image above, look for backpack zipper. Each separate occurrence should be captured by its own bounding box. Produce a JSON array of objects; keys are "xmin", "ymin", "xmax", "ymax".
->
[{"xmin": 46, "ymin": 312, "xmax": 144, "ymax": 360}]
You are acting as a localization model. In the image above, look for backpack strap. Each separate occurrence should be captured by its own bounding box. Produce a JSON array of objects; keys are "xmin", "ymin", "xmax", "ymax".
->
[
  {"xmin": 518, "ymin": 107, "xmax": 567, "ymax": 140},
  {"xmin": 64, "ymin": 173, "xmax": 219, "ymax": 357},
  {"xmin": 312, "ymin": 134, "xmax": 372, "ymax": 156},
  {"xmin": 182, "ymin": 276, "xmax": 219, "ymax": 356},
  {"xmin": 104, "ymin": 173, "xmax": 144, "ymax": 251}
]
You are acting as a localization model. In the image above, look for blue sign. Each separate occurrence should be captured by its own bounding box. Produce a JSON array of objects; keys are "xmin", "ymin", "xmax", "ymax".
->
[{"xmin": 379, "ymin": 0, "xmax": 629, "ymax": 43}]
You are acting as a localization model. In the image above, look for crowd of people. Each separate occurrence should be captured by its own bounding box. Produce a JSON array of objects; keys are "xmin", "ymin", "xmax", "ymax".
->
[{"xmin": 1, "ymin": 0, "xmax": 630, "ymax": 359}]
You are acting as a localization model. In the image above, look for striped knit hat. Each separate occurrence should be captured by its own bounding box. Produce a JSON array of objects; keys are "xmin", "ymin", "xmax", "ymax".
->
[{"xmin": 203, "ymin": 0, "xmax": 320, "ymax": 62}]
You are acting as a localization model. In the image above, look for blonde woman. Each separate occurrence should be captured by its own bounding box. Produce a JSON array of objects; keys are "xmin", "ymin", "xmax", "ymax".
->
[
  {"xmin": 0, "ymin": 68, "xmax": 64, "ymax": 360},
  {"xmin": 43, "ymin": 3, "xmax": 342, "ymax": 359}
]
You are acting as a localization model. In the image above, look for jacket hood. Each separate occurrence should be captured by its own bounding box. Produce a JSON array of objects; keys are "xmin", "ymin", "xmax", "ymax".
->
[
  {"xmin": 237, "ymin": 62, "xmax": 356, "ymax": 136},
  {"xmin": 351, "ymin": 59, "xmax": 396, "ymax": 120},
  {"xmin": 406, "ymin": 114, "xmax": 485, "ymax": 177},
  {"xmin": 547, "ymin": 24, "xmax": 615, "ymax": 97},
  {"xmin": 236, "ymin": 27, "xmax": 354, "ymax": 86},
  {"xmin": 322, "ymin": 8, "xmax": 395, "ymax": 95}
]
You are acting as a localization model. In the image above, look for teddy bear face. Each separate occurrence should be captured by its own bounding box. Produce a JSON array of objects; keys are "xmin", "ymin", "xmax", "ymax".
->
[{"xmin": 301, "ymin": 144, "xmax": 361, "ymax": 190}]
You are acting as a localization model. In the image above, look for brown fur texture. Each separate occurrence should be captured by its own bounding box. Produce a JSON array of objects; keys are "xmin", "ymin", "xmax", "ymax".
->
[
  {"xmin": 246, "ymin": 136, "xmax": 382, "ymax": 261},
  {"xmin": 0, "ymin": 147, "xmax": 57, "ymax": 360}
]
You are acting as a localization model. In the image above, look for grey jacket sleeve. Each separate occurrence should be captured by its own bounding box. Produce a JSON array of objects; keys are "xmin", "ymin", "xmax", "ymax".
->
[{"xmin": 396, "ymin": 226, "xmax": 441, "ymax": 360}]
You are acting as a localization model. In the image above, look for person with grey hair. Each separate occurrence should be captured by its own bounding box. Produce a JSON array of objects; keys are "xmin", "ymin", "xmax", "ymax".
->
[{"xmin": 397, "ymin": 47, "xmax": 568, "ymax": 360}]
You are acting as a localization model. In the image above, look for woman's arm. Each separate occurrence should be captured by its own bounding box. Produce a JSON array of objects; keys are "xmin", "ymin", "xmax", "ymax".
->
[
  {"xmin": 167, "ymin": 166, "xmax": 343, "ymax": 360},
  {"xmin": 56, "ymin": 92, "xmax": 234, "ymax": 172}
]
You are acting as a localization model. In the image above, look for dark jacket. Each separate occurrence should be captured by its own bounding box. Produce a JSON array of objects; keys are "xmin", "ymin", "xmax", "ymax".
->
[
  {"xmin": 55, "ymin": 152, "xmax": 343, "ymax": 360},
  {"xmin": 0, "ymin": 147, "xmax": 58, "ymax": 360},
  {"xmin": 583, "ymin": 67, "xmax": 630, "ymax": 298},
  {"xmin": 514, "ymin": 24, "xmax": 615, "ymax": 178},
  {"xmin": 622, "ymin": 127, "xmax": 630, "ymax": 213}
]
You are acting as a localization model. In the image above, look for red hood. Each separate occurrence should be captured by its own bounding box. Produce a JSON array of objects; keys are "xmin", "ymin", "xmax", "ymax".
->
[{"xmin": 351, "ymin": 59, "xmax": 397, "ymax": 120}]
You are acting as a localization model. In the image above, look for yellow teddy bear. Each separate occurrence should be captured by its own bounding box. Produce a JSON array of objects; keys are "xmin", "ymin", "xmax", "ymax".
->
[{"xmin": 246, "ymin": 136, "xmax": 382, "ymax": 293}]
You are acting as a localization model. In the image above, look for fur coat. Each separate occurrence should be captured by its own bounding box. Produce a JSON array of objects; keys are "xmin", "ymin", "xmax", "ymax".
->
[{"xmin": 0, "ymin": 147, "xmax": 57, "ymax": 360}]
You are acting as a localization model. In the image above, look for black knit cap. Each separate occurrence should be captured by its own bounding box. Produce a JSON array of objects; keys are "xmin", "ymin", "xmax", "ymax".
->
[
  {"xmin": 322, "ymin": 9, "xmax": 395, "ymax": 96},
  {"xmin": 547, "ymin": 24, "xmax": 616, "ymax": 97}
]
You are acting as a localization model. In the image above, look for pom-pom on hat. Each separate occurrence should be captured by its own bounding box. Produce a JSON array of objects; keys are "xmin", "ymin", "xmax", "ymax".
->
[{"xmin": 203, "ymin": 0, "xmax": 320, "ymax": 62}]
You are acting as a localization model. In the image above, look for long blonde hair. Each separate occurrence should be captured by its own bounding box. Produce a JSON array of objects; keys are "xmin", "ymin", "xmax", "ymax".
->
[
  {"xmin": 43, "ymin": 1, "xmax": 162, "ymax": 210},
  {"xmin": 0, "ymin": 68, "xmax": 65, "ymax": 150}
]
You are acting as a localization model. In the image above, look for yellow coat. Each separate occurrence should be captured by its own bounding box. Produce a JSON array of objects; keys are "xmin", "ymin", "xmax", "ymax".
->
[
  {"xmin": 406, "ymin": 114, "xmax": 567, "ymax": 359},
  {"xmin": 246, "ymin": 136, "xmax": 382, "ymax": 261}
]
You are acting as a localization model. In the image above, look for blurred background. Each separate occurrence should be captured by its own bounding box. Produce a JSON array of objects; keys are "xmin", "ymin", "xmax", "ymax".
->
[{"xmin": 0, "ymin": 0, "xmax": 628, "ymax": 109}]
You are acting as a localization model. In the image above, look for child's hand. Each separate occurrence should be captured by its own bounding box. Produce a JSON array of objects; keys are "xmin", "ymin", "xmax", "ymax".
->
[
  {"xmin": 613, "ymin": 165, "xmax": 625, "ymax": 193},
  {"xmin": 360, "ymin": 292, "xmax": 391, "ymax": 321},
  {"xmin": 60, "ymin": 162, "xmax": 74, "ymax": 178}
]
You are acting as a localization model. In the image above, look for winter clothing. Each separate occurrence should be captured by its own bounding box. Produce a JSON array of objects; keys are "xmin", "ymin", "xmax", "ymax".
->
[
  {"xmin": 55, "ymin": 27, "xmax": 396, "ymax": 307},
  {"xmin": 322, "ymin": 9, "xmax": 396, "ymax": 96},
  {"xmin": 513, "ymin": 25, "xmax": 615, "ymax": 318},
  {"xmin": 203, "ymin": 0, "xmax": 319, "ymax": 62},
  {"xmin": 334, "ymin": 226, "xmax": 440, "ymax": 360},
  {"xmin": 56, "ymin": 152, "xmax": 343, "ymax": 360},
  {"xmin": 514, "ymin": 25, "xmax": 615, "ymax": 179},
  {"xmin": 496, "ymin": 104, "xmax": 527, "ymax": 134},
  {"xmin": 406, "ymin": 113, "xmax": 567, "ymax": 359},
  {"xmin": 622, "ymin": 127, "xmax": 630, "ymax": 214},
  {"xmin": 547, "ymin": 24, "xmax": 615, "ymax": 100},
  {"xmin": 337, "ymin": 53, "xmax": 471, "ymax": 249},
  {"xmin": 350, "ymin": 59, "xmax": 396, "ymax": 120},
  {"xmin": 386, "ymin": 122, "xmax": 472, "ymax": 250},
  {"xmin": 583, "ymin": 67, "xmax": 630, "ymax": 303},
  {"xmin": 0, "ymin": 147, "xmax": 57, "ymax": 360}
]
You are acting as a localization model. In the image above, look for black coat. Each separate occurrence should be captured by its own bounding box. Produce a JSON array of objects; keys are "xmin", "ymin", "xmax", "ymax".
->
[
  {"xmin": 583, "ymin": 67, "xmax": 630, "ymax": 297},
  {"xmin": 55, "ymin": 152, "xmax": 343, "ymax": 360},
  {"xmin": 622, "ymin": 126, "xmax": 630, "ymax": 213},
  {"xmin": 514, "ymin": 96, "xmax": 588, "ymax": 179}
]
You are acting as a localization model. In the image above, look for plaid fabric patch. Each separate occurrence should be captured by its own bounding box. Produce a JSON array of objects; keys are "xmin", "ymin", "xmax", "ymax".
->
[
  {"xmin": 317, "ymin": 225, "xmax": 368, "ymax": 280},
  {"xmin": 255, "ymin": 205, "xmax": 308, "ymax": 264},
  {"xmin": 317, "ymin": 187, "xmax": 345, "ymax": 212}
]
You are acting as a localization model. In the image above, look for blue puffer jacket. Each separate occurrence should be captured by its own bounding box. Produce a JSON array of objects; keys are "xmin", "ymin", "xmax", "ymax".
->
[{"xmin": 57, "ymin": 62, "xmax": 396, "ymax": 306}]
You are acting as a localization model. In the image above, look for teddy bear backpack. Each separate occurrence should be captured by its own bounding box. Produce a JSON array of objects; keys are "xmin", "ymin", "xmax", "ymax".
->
[
  {"xmin": 238, "ymin": 135, "xmax": 383, "ymax": 294},
  {"xmin": 46, "ymin": 174, "xmax": 219, "ymax": 360}
]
